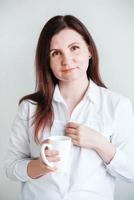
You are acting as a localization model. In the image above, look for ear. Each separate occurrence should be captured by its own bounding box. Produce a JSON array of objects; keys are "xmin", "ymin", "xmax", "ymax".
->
[{"xmin": 88, "ymin": 46, "xmax": 92, "ymax": 59}]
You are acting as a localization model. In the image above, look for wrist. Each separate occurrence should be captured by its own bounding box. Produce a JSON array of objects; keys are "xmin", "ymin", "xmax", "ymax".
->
[{"xmin": 93, "ymin": 135, "xmax": 116, "ymax": 164}]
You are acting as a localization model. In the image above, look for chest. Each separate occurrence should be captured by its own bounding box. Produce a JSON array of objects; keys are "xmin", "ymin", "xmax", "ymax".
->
[
  {"xmin": 29, "ymin": 99, "xmax": 114, "ymax": 157},
  {"xmin": 51, "ymin": 99, "xmax": 114, "ymax": 140}
]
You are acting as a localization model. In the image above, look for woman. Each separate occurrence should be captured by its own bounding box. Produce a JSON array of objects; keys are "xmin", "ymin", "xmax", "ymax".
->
[{"xmin": 5, "ymin": 15, "xmax": 134, "ymax": 200}]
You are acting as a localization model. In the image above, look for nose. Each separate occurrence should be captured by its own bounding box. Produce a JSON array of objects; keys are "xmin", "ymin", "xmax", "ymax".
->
[{"xmin": 61, "ymin": 52, "xmax": 72, "ymax": 68}]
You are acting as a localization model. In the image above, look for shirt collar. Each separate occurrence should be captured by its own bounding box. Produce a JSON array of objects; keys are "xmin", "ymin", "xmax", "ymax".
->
[
  {"xmin": 53, "ymin": 84, "xmax": 65, "ymax": 104},
  {"xmin": 86, "ymin": 79, "xmax": 100, "ymax": 105},
  {"xmin": 53, "ymin": 79, "xmax": 100, "ymax": 105}
]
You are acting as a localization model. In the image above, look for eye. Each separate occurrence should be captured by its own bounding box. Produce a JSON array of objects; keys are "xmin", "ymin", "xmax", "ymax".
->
[
  {"xmin": 70, "ymin": 45, "xmax": 80, "ymax": 51},
  {"xmin": 51, "ymin": 50, "xmax": 61, "ymax": 57}
]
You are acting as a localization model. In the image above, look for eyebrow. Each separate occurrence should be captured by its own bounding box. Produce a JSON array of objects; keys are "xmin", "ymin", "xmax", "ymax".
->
[{"xmin": 50, "ymin": 42, "xmax": 80, "ymax": 52}]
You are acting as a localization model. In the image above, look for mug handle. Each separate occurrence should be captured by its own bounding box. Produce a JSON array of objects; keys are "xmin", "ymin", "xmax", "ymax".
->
[{"xmin": 40, "ymin": 143, "xmax": 55, "ymax": 168}]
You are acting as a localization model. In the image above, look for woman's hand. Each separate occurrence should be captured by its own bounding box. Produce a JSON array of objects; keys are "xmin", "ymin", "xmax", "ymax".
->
[
  {"xmin": 65, "ymin": 122, "xmax": 100, "ymax": 149},
  {"xmin": 27, "ymin": 139, "xmax": 60, "ymax": 179},
  {"xmin": 65, "ymin": 122, "xmax": 116, "ymax": 163}
]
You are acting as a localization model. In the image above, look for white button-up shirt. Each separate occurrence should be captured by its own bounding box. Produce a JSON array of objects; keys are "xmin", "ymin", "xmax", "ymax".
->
[{"xmin": 5, "ymin": 80, "xmax": 134, "ymax": 200}]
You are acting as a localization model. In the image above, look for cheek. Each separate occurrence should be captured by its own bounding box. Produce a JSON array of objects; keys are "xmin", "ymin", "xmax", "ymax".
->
[
  {"xmin": 50, "ymin": 66, "xmax": 58, "ymax": 76},
  {"xmin": 50, "ymin": 60, "xmax": 58, "ymax": 73},
  {"xmin": 50, "ymin": 57, "xmax": 61, "ymax": 68},
  {"xmin": 50, "ymin": 64, "xmax": 61, "ymax": 79},
  {"xmin": 78, "ymin": 55, "xmax": 89, "ymax": 69}
]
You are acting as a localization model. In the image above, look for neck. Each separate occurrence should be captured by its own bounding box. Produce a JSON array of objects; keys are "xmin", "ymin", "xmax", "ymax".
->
[{"xmin": 58, "ymin": 77, "xmax": 89, "ymax": 103}]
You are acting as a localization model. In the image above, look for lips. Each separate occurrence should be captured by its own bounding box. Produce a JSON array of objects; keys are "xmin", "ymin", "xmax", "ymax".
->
[{"xmin": 62, "ymin": 67, "xmax": 78, "ymax": 72}]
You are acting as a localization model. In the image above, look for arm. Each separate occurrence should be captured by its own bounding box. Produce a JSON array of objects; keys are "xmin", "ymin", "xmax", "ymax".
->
[
  {"xmin": 4, "ymin": 101, "xmax": 32, "ymax": 182},
  {"xmin": 4, "ymin": 101, "xmax": 59, "ymax": 181},
  {"xmin": 66, "ymin": 121, "xmax": 116, "ymax": 163},
  {"xmin": 27, "ymin": 148, "xmax": 60, "ymax": 179},
  {"xmin": 104, "ymin": 98, "xmax": 134, "ymax": 182},
  {"xmin": 66, "ymin": 98, "xmax": 134, "ymax": 182}
]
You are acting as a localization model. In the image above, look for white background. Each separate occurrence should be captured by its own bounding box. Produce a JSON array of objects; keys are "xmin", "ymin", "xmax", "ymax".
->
[{"xmin": 0, "ymin": 0, "xmax": 134, "ymax": 199}]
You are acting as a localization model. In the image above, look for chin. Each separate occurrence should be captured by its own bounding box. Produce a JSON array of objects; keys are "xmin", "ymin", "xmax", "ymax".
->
[{"xmin": 63, "ymin": 76, "xmax": 82, "ymax": 83}]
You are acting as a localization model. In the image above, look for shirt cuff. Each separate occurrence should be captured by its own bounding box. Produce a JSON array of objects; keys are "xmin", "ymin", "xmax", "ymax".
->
[
  {"xmin": 106, "ymin": 148, "xmax": 124, "ymax": 168},
  {"xmin": 105, "ymin": 148, "xmax": 134, "ymax": 181},
  {"xmin": 13, "ymin": 159, "xmax": 34, "ymax": 182}
]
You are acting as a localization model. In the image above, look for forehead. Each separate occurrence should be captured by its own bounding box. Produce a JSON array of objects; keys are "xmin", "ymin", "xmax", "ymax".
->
[{"xmin": 50, "ymin": 28, "xmax": 86, "ymax": 48}]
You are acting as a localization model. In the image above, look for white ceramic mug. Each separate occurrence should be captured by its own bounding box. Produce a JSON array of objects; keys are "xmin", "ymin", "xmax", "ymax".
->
[{"xmin": 40, "ymin": 136, "xmax": 72, "ymax": 173}]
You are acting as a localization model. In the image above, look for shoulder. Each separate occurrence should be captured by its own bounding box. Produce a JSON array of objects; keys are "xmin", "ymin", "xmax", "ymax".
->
[
  {"xmin": 17, "ymin": 100, "xmax": 37, "ymax": 120},
  {"xmin": 100, "ymin": 86, "xmax": 130, "ymax": 104},
  {"xmin": 98, "ymin": 86, "xmax": 133, "ymax": 113}
]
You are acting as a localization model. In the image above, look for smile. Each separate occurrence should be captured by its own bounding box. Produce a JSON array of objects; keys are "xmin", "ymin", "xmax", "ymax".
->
[{"xmin": 62, "ymin": 67, "xmax": 78, "ymax": 72}]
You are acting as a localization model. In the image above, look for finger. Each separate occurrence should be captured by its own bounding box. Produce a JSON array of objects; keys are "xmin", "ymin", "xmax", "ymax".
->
[
  {"xmin": 72, "ymin": 139, "xmax": 80, "ymax": 146},
  {"xmin": 45, "ymin": 149, "xmax": 59, "ymax": 156},
  {"xmin": 65, "ymin": 127, "xmax": 77, "ymax": 134},
  {"xmin": 47, "ymin": 156, "xmax": 61, "ymax": 162},
  {"xmin": 45, "ymin": 165, "xmax": 57, "ymax": 172},
  {"xmin": 39, "ymin": 157, "xmax": 57, "ymax": 172},
  {"xmin": 66, "ymin": 133, "xmax": 78, "ymax": 141},
  {"xmin": 66, "ymin": 122, "xmax": 80, "ymax": 129}
]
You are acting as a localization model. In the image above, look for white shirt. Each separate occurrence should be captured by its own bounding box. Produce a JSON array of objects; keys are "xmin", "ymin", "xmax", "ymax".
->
[{"xmin": 5, "ymin": 80, "xmax": 134, "ymax": 200}]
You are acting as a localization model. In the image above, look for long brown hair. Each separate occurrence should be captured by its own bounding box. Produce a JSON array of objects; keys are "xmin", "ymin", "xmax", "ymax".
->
[{"xmin": 19, "ymin": 15, "xmax": 106, "ymax": 143}]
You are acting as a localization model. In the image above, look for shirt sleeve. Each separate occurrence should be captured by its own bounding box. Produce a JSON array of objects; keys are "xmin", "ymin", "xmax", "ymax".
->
[
  {"xmin": 4, "ymin": 101, "xmax": 34, "ymax": 182},
  {"xmin": 106, "ymin": 97, "xmax": 134, "ymax": 182}
]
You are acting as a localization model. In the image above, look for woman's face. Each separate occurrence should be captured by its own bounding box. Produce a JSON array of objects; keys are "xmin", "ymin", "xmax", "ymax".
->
[{"xmin": 49, "ymin": 28, "xmax": 91, "ymax": 83}]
